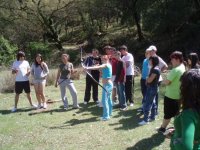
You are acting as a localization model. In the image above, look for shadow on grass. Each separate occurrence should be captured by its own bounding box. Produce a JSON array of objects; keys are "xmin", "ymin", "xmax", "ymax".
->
[
  {"xmin": 109, "ymin": 108, "xmax": 142, "ymax": 130},
  {"xmin": 126, "ymin": 133, "xmax": 165, "ymax": 150},
  {"xmin": 0, "ymin": 108, "xmax": 33, "ymax": 115},
  {"xmin": 47, "ymin": 117, "xmax": 98, "ymax": 129}
]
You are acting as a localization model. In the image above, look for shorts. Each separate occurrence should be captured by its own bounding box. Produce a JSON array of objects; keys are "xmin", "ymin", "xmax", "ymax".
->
[
  {"xmin": 111, "ymin": 75, "xmax": 116, "ymax": 88},
  {"xmin": 15, "ymin": 81, "xmax": 31, "ymax": 94},
  {"xmin": 33, "ymin": 79, "xmax": 46, "ymax": 84},
  {"xmin": 164, "ymin": 96, "xmax": 180, "ymax": 119}
]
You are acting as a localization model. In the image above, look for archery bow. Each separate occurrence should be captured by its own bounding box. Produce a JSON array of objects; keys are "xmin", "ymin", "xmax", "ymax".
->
[{"xmin": 80, "ymin": 46, "xmax": 108, "ymax": 93}]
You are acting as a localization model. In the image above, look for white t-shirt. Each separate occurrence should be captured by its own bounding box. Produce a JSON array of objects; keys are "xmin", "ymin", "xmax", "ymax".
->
[
  {"xmin": 12, "ymin": 60, "xmax": 30, "ymax": 81},
  {"xmin": 122, "ymin": 53, "xmax": 134, "ymax": 75}
]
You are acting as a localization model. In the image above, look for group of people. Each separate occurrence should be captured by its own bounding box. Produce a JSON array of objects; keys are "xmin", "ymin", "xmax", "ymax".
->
[{"xmin": 10, "ymin": 45, "xmax": 200, "ymax": 149}]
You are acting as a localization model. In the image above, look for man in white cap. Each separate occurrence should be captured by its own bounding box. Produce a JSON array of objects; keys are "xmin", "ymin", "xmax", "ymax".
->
[{"xmin": 146, "ymin": 45, "xmax": 168, "ymax": 115}]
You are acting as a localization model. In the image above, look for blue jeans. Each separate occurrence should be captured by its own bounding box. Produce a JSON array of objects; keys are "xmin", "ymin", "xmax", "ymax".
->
[
  {"xmin": 140, "ymin": 78, "xmax": 147, "ymax": 105},
  {"xmin": 102, "ymin": 82, "xmax": 113, "ymax": 119},
  {"xmin": 116, "ymin": 82, "xmax": 127, "ymax": 108},
  {"xmin": 143, "ymin": 86, "xmax": 158, "ymax": 122}
]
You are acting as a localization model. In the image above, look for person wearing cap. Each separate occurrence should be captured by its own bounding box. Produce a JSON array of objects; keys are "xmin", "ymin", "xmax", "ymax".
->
[
  {"xmin": 83, "ymin": 49, "xmax": 101, "ymax": 105},
  {"xmin": 11, "ymin": 51, "xmax": 37, "ymax": 112},
  {"xmin": 146, "ymin": 45, "xmax": 168, "ymax": 115},
  {"xmin": 120, "ymin": 45, "xmax": 135, "ymax": 107}
]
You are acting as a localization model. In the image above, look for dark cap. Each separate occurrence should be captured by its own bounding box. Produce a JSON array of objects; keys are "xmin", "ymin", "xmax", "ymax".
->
[
  {"xmin": 119, "ymin": 45, "xmax": 128, "ymax": 50},
  {"xmin": 103, "ymin": 45, "xmax": 112, "ymax": 50},
  {"xmin": 17, "ymin": 51, "xmax": 25, "ymax": 57},
  {"xmin": 111, "ymin": 47, "xmax": 116, "ymax": 51}
]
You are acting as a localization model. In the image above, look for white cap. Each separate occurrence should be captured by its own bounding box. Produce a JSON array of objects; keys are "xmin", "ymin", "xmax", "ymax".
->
[{"xmin": 146, "ymin": 45, "xmax": 157, "ymax": 52}]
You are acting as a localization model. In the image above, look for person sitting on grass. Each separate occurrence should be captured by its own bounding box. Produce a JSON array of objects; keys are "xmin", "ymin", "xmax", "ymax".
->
[
  {"xmin": 83, "ymin": 55, "xmax": 113, "ymax": 121},
  {"xmin": 166, "ymin": 69, "xmax": 200, "ymax": 150},
  {"xmin": 138, "ymin": 56, "xmax": 160, "ymax": 125}
]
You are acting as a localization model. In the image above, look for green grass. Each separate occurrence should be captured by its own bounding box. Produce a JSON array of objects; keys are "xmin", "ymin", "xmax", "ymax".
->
[{"xmin": 0, "ymin": 75, "xmax": 171, "ymax": 150}]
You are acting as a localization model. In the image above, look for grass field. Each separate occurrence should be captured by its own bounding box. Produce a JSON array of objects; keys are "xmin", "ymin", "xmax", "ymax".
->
[{"xmin": 0, "ymin": 75, "xmax": 172, "ymax": 150}]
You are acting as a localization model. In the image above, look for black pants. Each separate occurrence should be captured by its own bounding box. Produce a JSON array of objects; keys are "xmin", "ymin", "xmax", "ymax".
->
[
  {"xmin": 84, "ymin": 75, "xmax": 99, "ymax": 102},
  {"xmin": 125, "ymin": 75, "xmax": 134, "ymax": 103}
]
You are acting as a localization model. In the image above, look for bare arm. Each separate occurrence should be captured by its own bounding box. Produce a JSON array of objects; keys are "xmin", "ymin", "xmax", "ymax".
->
[
  {"xmin": 147, "ymin": 73, "xmax": 157, "ymax": 83},
  {"xmin": 163, "ymin": 79, "xmax": 171, "ymax": 85},
  {"xmin": 55, "ymin": 68, "xmax": 61, "ymax": 87},
  {"xmin": 85, "ymin": 64, "xmax": 107, "ymax": 70}
]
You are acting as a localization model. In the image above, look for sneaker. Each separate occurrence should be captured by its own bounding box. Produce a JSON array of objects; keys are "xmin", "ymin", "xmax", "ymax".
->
[
  {"xmin": 31, "ymin": 104, "xmax": 38, "ymax": 109},
  {"xmin": 138, "ymin": 120, "xmax": 149, "ymax": 125},
  {"xmin": 100, "ymin": 117, "xmax": 110, "ymax": 121},
  {"xmin": 97, "ymin": 102, "xmax": 103, "ymax": 107},
  {"xmin": 130, "ymin": 103, "xmax": 134, "ymax": 107},
  {"xmin": 63, "ymin": 107, "xmax": 68, "ymax": 110},
  {"xmin": 137, "ymin": 107, "xmax": 143, "ymax": 112},
  {"xmin": 11, "ymin": 107, "xmax": 17, "ymax": 112},
  {"xmin": 43, "ymin": 102, "xmax": 47, "ymax": 109},
  {"xmin": 120, "ymin": 107, "xmax": 128, "ymax": 111},
  {"xmin": 37, "ymin": 104, "xmax": 43, "ymax": 109},
  {"xmin": 149, "ymin": 118, "xmax": 156, "ymax": 122},
  {"xmin": 83, "ymin": 101, "xmax": 88, "ymax": 105},
  {"xmin": 72, "ymin": 106, "xmax": 80, "ymax": 109},
  {"xmin": 95, "ymin": 100, "xmax": 100, "ymax": 104},
  {"xmin": 156, "ymin": 127, "xmax": 166, "ymax": 134}
]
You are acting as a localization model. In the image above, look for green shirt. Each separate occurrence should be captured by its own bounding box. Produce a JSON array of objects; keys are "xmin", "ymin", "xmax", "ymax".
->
[
  {"xmin": 165, "ymin": 64, "xmax": 185, "ymax": 99},
  {"xmin": 171, "ymin": 109, "xmax": 200, "ymax": 150}
]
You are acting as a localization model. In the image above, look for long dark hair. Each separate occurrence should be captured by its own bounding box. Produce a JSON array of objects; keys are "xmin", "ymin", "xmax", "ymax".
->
[
  {"xmin": 34, "ymin": 53, "xmax": 43, "ymax": 67},
  {"xmin": 188, "ymin": 53, "xmax": 199, "ymax": 69},
  {"xmin": 149, "ymin": 56, "xmax": 159, "ymax": 71},
  {"xmin": 180, "ymin": 69, "xmax": 200, "ymax": 114}
]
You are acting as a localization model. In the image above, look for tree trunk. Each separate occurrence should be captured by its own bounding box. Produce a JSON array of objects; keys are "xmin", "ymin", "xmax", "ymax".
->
[{"xmin": 133, "ymin": 11, "xmax": 144, "ymax": 41}]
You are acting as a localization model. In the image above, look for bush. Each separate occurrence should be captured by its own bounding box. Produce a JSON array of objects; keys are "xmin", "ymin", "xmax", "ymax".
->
[
  {"xmin": 0, "ymin": 36, "xmax": 17, "ymax": 66},
  {"xmin": 0, "ymin": 71, "xmax": 15, "ymax": 93}
]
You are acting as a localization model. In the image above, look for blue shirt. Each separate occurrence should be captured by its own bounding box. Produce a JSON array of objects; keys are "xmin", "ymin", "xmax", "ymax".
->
[
  {"xmin": 102, "ymin": 63, "xmax": 112, "ymax": 79},
  {"xmin": 141, "ymin": 58, "xmax": 149, "ymax": 79}
]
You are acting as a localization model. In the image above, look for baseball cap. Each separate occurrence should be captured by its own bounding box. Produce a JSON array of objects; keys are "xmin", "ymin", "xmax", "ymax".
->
[
  {"xmin": 146, "ymin": 45, "xmax": 157, "ymax": 52},
  {"xmin": 119, "ymin": 45, "xmax": 128, "ymax": 50},
  {"xmin": 103, "ymin": 45, "xmax": 112, "ymax": 50}
]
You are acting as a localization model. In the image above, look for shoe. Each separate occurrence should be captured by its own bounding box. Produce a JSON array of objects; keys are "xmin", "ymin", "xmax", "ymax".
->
[
  {"xmin": 63, "ymin": 107, "xmax": 68, "ymax": 110},
  {"xmin": 37, "ymin": 104, "xmax": 43, "ymax": 109},
  {"xmin": 100, "ymin": 117, "xmax": 110, "ymax": 121},
  {"xmin": 43, "ymin": 102, "xmax": 47, "ymax": 109},
  {"xmin": 120, "ymin": 107, "xmax": 128, "ymax": 111},
  {"xmin": 95, "ymin": 100, "xmax": 100, "ymax": 104},
  {"xmin": 156, "ymin": 127, "xmax": 166, "ymax": 134},
  {"xmin": 130, "ymin": 103, "xmax": 134, "ymax": 107},
  {"xmin": 97, "ymin": 102, "xmax": 103, "ymax": 107},
  {"xmin": 149, "ymin": 118, "xmax": 156, "ymax": 122},
  {"xmin": 72, "ymin": 106, "xmax": 80, "ymax": 109},
  {"xmin": 83, "ymin": 101, "xmax": 88, "ymax": 105},
  {"xmin": 31, "ymin": 104, "xmax": 38, "ymax": 109},
  {"xmin": 137, "ymin": 107, "xmax": 143, "ymax": 112},
  {"xmin": 11, "ymin": 107, "xmax": 17, "ymax": 112},
  {"xmin": 138, "ymin": 120, "xmax": 149, "ymax": 125}
]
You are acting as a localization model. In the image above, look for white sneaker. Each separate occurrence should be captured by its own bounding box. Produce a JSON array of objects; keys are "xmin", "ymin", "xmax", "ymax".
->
[
  {"xmin": 83, "ymin": 101, "xmax": 88, "ymax": 105},
  {"xmin": 11, "ymin": 107, "xmax": 17, "ymax": 112},
  {"xmin": 37, "ymin": 104, "xmax": 43, "ymax": 109},
  {"xmin": 31, "ymin": 104, "xmax": 38, "ymax": 109},
  {"xmin": 97, "ymin": 102, "xmax": 103, "ymax": 107},
  {"xmin": 138, "ymin": 120, "xmax": 149, "ymax": 126},
  {"xmin": 43, "ymin": 102, "xmax": 47, "ymax": 109},
  {"xmin": 130, "ymin": 103, "xmax": 134, "ymax": 107}
]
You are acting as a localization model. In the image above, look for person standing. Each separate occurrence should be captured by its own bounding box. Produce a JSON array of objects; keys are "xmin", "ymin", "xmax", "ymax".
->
[
  {"xmin": 11, "ymin": 51, "xmax": 37, "ymax": 112},
  {"xmin": 187, "ymin": 52, "xmax": 200, "ymax": 69},
  {"xmin": 55, "ymin": 54, "xmax": 79, "ymax": 110},
  {"xmin": 157, "ymin": 51, "xmax": 185, "ymax": 133},
  {"xmin": 83, "ymin": 49, "xmax": 101, "ymax": 105},
  {"xmin": 31, "ymin": 54, "xmax": 49, "ymax": 109},
  {"xmin": 168, "ymin": 69, "xmax": 200, "ymax": 150},
  {"xmin": 114, "ymin": 51, "xmax": 127, "ymax": 110},
  {"xmin": 138, "ymin": 49, "xmax": 151, "ymax": 112},
  {"xmin": 146, "ymin": 45, "xmax": 168, "ymax": 115},
  {"xmin": 120, "ymin": 45, "xmax": 134, "ymax": 107},
  {"xmin": 84, "ymin": 55, "xmax": 113, "ymax": 121},
  {"xmin": 138, "ymin": 56, "xmax": 160, "ymax": 125}
]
